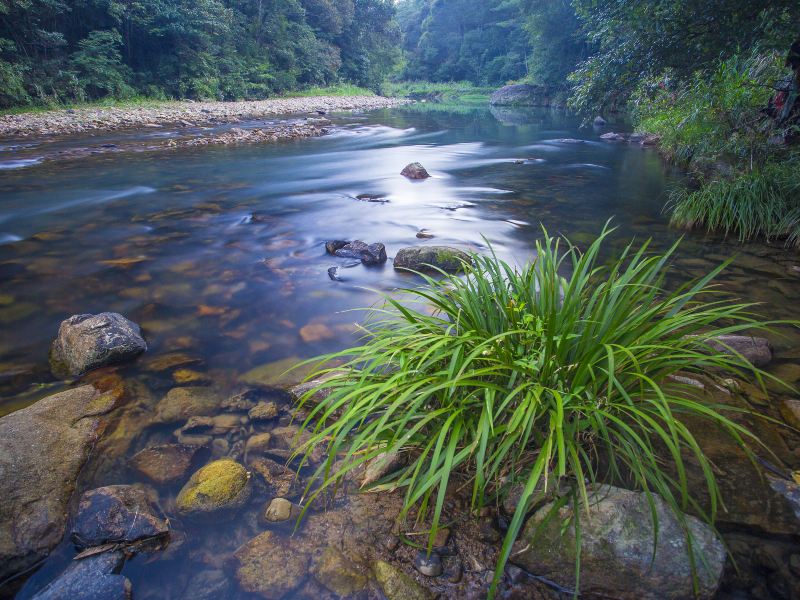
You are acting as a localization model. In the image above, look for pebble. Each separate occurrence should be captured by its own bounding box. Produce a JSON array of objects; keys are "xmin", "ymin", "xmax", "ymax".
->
[
  {"xmin": 264, "ymin": 497, "xmax": 294, "ymax": 522},
  {"xmin": 414, "ymin": 551, "xmax": 443, "ymax": 577}
]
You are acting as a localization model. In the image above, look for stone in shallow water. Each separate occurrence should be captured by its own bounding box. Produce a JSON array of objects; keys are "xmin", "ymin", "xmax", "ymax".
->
[
  {"xmin": 175, "ymin": 459, "xmax": 251, "ymax": 519},
  {"xmin": 394, "ymin": 246, "xmax": 472, "ymax": 273},
  {"xmin": 263, "ymin": 498, "xmax": 295, "ymax": 522},
  {"xmin": 511, "ymin": 485, "xmax": 726, "ymax": 600},
  {"xmin": 155, "ymin": 386, "xmax": 222, "ymax": 423},
  {"xmin": 334, "ymin": 240, "xmax": 387, "ymax": 265},
  {"xmin": 32, "ymin": 551, "xmax": 131, "ymax": 600},
  {"xmin": 705, "ymin": 335, "xmax": 773, "ymax": 367},
  {"xmin": 129, "ymin": 444, "xmax": 198, "ymax": 484},
  {"xmin": 248, "ymin": 401, "xmax": 279, "ymax": 421},
  {"xmin": 249, "ymin": 457, "xmax": 302, "ymax": 499},
  {"xmin": 71, "ymin": 485, "xmax": 169, "ymax": 548},
  {"xmin": 414, "ymin": 551, "xmax": 443, "ymax": 577},
  {"xmin": 50, "ymin": 312, "xmax": 146, "ymax": 378},
  {"xmin": 400, "ymin": 162, "xmax": 431, "ymax": 180},
  {"xmin": 234, "ymin": 531, "xmax": 309, "ymax": 599},
  {"xmin": 0, "ymin": 386, "xmax": 118, "ymax": 584},
  {"xmin": 325, "ymin": 240, "xmax": 349, "ymax": 255},
  {"xmin": 373, "ymin": 560, "xmax": 433, "ymax": 600},
  {"xmin": 313, "ymin": 546, "xmax": 368, "ymax": 596}
]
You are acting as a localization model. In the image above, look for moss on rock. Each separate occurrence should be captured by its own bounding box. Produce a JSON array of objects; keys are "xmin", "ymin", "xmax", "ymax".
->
[{"xmin": 175, "ymin": 459, "xmax": 251, "ymax": 518}]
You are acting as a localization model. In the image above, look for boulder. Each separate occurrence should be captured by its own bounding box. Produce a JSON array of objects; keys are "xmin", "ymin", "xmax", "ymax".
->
[
  {"xmin": 129, "ymin": 444, "xmax": 198, "ymax": 485},
  {"xmin": 325, "ymin": 240, "xmax": 349, "ymax": 255},
  {"xmin": 705, "ymin": 335, "xmax": 772, "ymax": 367},
  {"xmin": 50, "ymin": 313, "xmax": 146, "ymax": 378},
  {"xmin": 511, "ymin": 485, "xmax": 725, "ymax": 599},
  {"xmin": 71, "ymin": 485, "xmax": 169, "ymax": 548},
  {"xmin": 155, "ymin": 386, "xmax": 222, "ymax": 423},
  {"xmin": 490, "ymin": 84, "xmax": 547, "ymax": 107},
  {"xmin": 373, "ymin": 560, "xmax": 433, "ymax": 600},
  {"xmin": 313, "ymin": 546, "xmax": 368, "ymax": 596},
  {"xmin": 0, "ymin": 386, "xmax": 118, "ymax": 584},
  {"xmin": 234, "ymin": 531, "xmax": 309, "ymax": 599},
  {"xmin": 175, "ymin": 459, "xmax": 251, "ymax": 518},
  {"xmin": 31, "ymin": 551, "xmax": 131, "ymax": 600},
  {"xmin": 600, "ymin": 132, "xmax": 628, "ymax": 141},
  {"xmin": 334, "ymin": 240, "xmax": 388, "ymax": 265},
  {"xmin": 394, "ymin": 246, "xmax": 471, "ymax": 273},
  {"xmin": 400, "ymin": 162, "xmax": 430, "ymax": 180}
]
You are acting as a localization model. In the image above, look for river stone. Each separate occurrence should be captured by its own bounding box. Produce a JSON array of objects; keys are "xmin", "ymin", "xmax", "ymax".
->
[
  {"xmin": 248, "ymin": 401, "xmax": 279, "ymax": 421},
  {"xmin": 400, "ymin": 162, "xmax": 430, "ymax": 179},
  {"xmin": 0, "ymin": 385, "xmax": 118, "ymax": 584},
  {"xmin": 334, "ymin": 240, "xmax": 388, "ymax": 265},
  {"xmin": 313, "ymin": 546, "xmax": 368, "ymax": 596},
  {"xmin": 155, "ymin": 386, "xmax": 222, "ymax": 423},
  {"xmin": 71, "ymin": 485, "xmax": 169, "ymax": 548},
  {"xmin": 249, "ymin": 457, "xmax": 303, "ymax": 499},
  {"xmin": 362, "ymin": 451, "xmax": 404, "ymax": 488},
  {"xmin": 373, "ymin": 560, "xmax": 433, "ymax": 600},
  {"xmin": 325, "ymin": 240, "xmax": 349, "ymax": 255},
  {"xmin": 129, "ymin": 444, "xmax": 198, "ymax": 485},
  {"xmin": 490, "ymin": 84, "xmax": 546, "ymax": 106},
  {"xmin": 705, "ymin": 335, "xmax": 772, "ymax": 367},
  {"xmin": 175, "ymin": 459, "xmax": 251, "ymax": 518},
  {"xmin": 50, "ymin": 312, "xmax": 147, "ymax": 378},
  {"xmin": 511, "ymin": 485, "xmax": 725, "ymax": 599},
  {"xmin": 780, "ymin": 399, "xmax": 800, "ymax": 430},
  {"xmin": 234, "ymin": 531, "xmax": 309, "ymax": 599},
  {"xmin": 600, "ymin": 132, "xmax": 628, "ymax": 141},
  {"xmin": 181, "ymin": 569, "xmax": 232, "ymax": 600},
  {"xmin": 31, "ymin": 551, "xmax": 131, "ymax": 600},
  {"xmin": 264, "ymin": 497, "xmax": 295, "ymax": 522},
  {"xmin": 394, "ymin": 246, "xmax": 471, "ymax": 273}
]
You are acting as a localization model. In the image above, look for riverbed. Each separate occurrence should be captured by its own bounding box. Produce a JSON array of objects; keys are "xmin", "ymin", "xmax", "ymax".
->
[{"xmin": 1, "ymin": 104, "xmax": 799, "ymax": 599}]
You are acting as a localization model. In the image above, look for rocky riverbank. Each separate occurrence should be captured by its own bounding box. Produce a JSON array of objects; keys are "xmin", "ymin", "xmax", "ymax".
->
[{"xmin": 0, "ymin": 96, "xmax": 409, "ymax": 138}]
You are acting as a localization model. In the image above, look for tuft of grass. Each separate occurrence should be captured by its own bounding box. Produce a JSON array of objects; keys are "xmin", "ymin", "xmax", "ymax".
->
[
  {"xmin": 293, "ymin": 224, "xmax": 780, "ymax": 597},
  {"xmin": 382, "ymin": 80, "xmax": 493, "ymax": 102},
  {"xmin": 669, "ymin": 157, "xmax": 800, "ymax": 245},
  {"xmin": 279, "ymin": 84, "xmax": 375, "ymax": 98}
]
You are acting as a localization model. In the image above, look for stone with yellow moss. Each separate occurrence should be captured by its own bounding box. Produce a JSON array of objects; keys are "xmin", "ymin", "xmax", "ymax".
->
[
  {"xmin": 175, "ymin": 459, "xmax": 251, "ymax": 518},
  {"xmin": 373, "ymin": 560, "xmax": 433, "ymax": 600}
]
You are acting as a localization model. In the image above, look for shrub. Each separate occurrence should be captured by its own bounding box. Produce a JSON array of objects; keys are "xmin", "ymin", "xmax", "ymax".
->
[{"xmin": 294, "ymin": 225, "xmax": 777, "ymax": 597}]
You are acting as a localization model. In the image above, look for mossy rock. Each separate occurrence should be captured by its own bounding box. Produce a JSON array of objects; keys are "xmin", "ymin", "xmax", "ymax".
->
[
  {"xmin": 234, "ymin": 531, "xmax": 309, "ymax": 598},
  {"xmin": 175, "ymin": 459, "xmax": 251, "ymax": 518},
  {"xmin": 393, "ymin": 246, "xmax": 472, "ymax": 274},
  {"xmin": 373, "ymin": 560, "xmax": 433, "ymax": 600},
  {"xmin": 313, "ymin": 547, "xmax": 368, "ymax": 596}
]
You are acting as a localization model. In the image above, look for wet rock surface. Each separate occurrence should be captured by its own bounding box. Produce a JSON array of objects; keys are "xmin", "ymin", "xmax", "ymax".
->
[
  {"xmin": 394, "ymin": 246, "xmax": 472, "ymax": 273},
  {"xmin": 401, "ymin": 162, "xmax": 431, "ymax": 179},
  {"xmin": 155, "ymin": 386, "xmax": 222, "ymax": 423},
  {"xmin": 234, "ymin": 530, "xmax": 310, "ymax": 598},
  {"xmin": 334, "ymin": 240, "xmax": 388, "ymax": 265},
  {"xmin": 511, "ymin": 485, "xmax": 726, "ymax": 599},
  {"xmin": 175, "ymin": 459, "xmax": 251, "ymax": 518},
  {"xmin": 490, "ymin": 84, "xmax": 553, "ymax": 107},
  {"xmin": 0, "ymin": 386, "xmax": 118, "ymax": 584},
  {"xmin": 374, "ymin": 560, "xmax": 434, "ymax": 600},
  {"xmin": 50, "ymin": 313, "xmax": 146, "ymax": 378},
  {"xmin": 31, "ymin": 551, "xmax": 130, "ymax": 600},
  {"xmin": 128, "ymin": 444, "xmax": 199, "ymax": 484},
  {"xmin": 71, "ymin": 485, "xmax": 169, "ymax": 548}
]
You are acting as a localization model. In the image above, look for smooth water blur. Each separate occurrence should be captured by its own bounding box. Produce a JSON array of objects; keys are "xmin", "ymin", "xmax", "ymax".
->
[{"xmin": 1, "ymin": 105, "xmax": 799, "ymax": 598}]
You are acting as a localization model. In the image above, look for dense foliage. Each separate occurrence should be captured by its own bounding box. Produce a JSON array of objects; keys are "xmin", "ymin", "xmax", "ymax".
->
[
  {"xmin": 295, "ymin": 227, "xmax": 774, "ymax": 596},
  {"xmin": 0, "ymin": 0, "xmax": 400, "ymax": 107}
]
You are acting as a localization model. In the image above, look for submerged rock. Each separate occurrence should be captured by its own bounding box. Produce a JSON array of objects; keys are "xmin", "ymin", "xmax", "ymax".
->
[
  {"xmin": 394, "ymin": 246, "xmax": 472, "ymax": 273},
  {"xmin": 334, "ymin": 240, "xmax": 388, "ymax": 265},
  {"xmin": 263, "ymin": 497, "xmax": 295, "ymax": 522},
  {"xmin": 705, "ymin": 335, "xmax": 772, "ymax": 367},
  {"xmin": 71, "ymin": 485, "xmax": 169, "ymax": 548},
  {"xmin": 234, "ymin": 531, "xmax": 309, "ymax": 599},
  {"xmin": 249, "ymin": 457, "xmax": 303, "ymax": 499},
  {"xmin": 50, "ymin": 312, "xmax": 146, "ymax": 377},
  {"xmin": 511, "ymin": 485, "xmax": 726, "ymax": 599},
  {"xmin": 414, "ymin": 551, "xmax": 443, "ymax": 577},
  {"xmin": 401, "ymin": 162, "xmax": 430, "ymax": 180},
  {"xmin": 31, "ymin": 551, "xmax": 130, "ymax": 600},
  {"xmin": 248, "ymin": 401, "xmax": 279, "ymax": 421},
  {"xmin": 155, "ymin": 386, "xmax": 222, "ymax": 423},
  {"xmin": 175, "ymin": 459, "xmax": 251, "ymax": 518},
  {"xmin": 129, "ymin": 444, "xmax": 198, "ymax": 485},
  {"xmin": 313, "ymin": 546, "xmax": 368, "ymax": 596},
  {"xmin": 0, "ymin": 386, "xmax": 118, "ymax": 583},
  {"xmin": 373, "ymin": 560, "xmax": 433, "ymax": 600}
]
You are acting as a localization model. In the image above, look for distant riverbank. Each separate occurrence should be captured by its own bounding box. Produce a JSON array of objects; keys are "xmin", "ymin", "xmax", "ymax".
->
[{"xmin": 0, "ymin": 95, "xmax": 410, "ymax": 138}]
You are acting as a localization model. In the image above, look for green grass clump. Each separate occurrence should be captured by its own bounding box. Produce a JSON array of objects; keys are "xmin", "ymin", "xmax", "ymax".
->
[
  {"xmin": 670, "ymin": 157, "xmax": 800, "ymax": 245},
  {"xmin": 382, "ymin": 80, "xmax": 493, "ymax": 102},
  {"xmin": 279, "ymin": 84, "xmax": 375, "ymax": 98},
  {"xmin": 294, "ymin": 225, "xmax": 775, "ymax": 597}
]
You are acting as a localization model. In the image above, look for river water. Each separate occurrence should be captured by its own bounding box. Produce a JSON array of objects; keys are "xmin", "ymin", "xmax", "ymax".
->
[{"xmin": 0, "ymin": 105, "xmax": 798, "ymax": 598}]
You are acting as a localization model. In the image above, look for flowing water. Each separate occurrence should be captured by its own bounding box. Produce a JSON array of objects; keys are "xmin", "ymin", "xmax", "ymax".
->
[{"xmin": 1, "ymin": 105, "xmax": 798, "ymax": 599}]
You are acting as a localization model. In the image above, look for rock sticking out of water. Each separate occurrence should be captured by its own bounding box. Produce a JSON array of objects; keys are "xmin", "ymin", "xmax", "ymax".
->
[
  {"xmin": 511, "ymin": 484, "xmax": 726, "ymax": 599},
  {"xmin": 50, "ymin": 312, "xmax": 146, "ymax": 378},
  {"xmin": 394, "ymin": 246, "xmax": 472, "ymax": 273},
  {"xmin": 706, "ymin": 335, "xmax": 773, "ymax": 367},
  {"xmin": 401, "ymin": 162, "xmax": 431, "ymax": 180},
  {"xmin": 594, "ymin": 116, "xmax": 607, "ymax": 127},
  {"xmin": 31, "ymin": 551, "xmax": 131, "ymax": 600},
  {"xmin": 0, "ymin": 386, "xmax": 119, "ymax": 584},
  {"xmin": 414, "ymin": 551, "xmax": 443, "ymax": 577},
  {"xmin": 325, "ymin": 240, "xmax": 349, "ymax": 255},
  {"xmin": 175, "ymin": 459, "xmax": 251, "ymax": 519},
  {"xmin": 334, "ymin": 240, "xmax": 388, "ymax": 265}
]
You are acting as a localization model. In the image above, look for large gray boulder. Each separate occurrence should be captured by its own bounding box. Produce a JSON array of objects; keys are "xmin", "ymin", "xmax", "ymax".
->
[
  {"xmin": 50, "ymin": 312, "xmax": 146, "ymax": 378},
  {"xmin": 31, "ymin": 550, "xmax": 130, "ymax": 600},
  {"xmin": 394, "ymin": 246, "xmax": 471, "ymax": 273},
  {"xmin": 511, "ymin": 485, "xmax": 726, "ymax": 599},
  {"xmin": 705, "ymin": 335, "xmax": 772, "ymax": 367},
  {"xmin": 490, "ymin": 84, "xmax": 549, "ymax": 106},
  {"xmin": 0, "ymin": 386, "xmax": 118, "ymax": 584}
]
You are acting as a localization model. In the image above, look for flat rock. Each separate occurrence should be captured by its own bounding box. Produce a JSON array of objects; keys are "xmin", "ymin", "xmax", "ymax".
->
[
  {"xmin": 71, "ymin": 485, "xmax": 169, "ymax": 548},
  {"xmin": 0, "ymin": 386, "xmax": 118, "ymax": 583},
  {"xmin": 31, "ymin": 551, "xmax": 130, "ymax": 600},
  {"xmin": 234, "ymin": 531, "xmax": 309, "ymax": 599},
  {"xmin": 400, "ymin": 162, "xmax": 430, "ymax": 180},
  {"xmin": 511, "ymin": 485, "xmax": 725, "ymax": 599},
  {"xmin": 394, "ymin": 246, "xmax": 471, "ymax": 273},
  {"xmin": 129, "ymin": 444, "xmax": 198, "ymax": 485},
  {"xmin": 50, "ymin": 312, "xmax": 146, "ymax": 378}
]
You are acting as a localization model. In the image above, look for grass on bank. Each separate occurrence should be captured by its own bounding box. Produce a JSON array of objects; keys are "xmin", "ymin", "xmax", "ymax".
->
[
  {"xmin": 382, "ymin": 80, "xmax": 493, "ymax": 103},
  {"xmin": 294, "ymin": 225, "xmax": 779, "ymax": 597}
]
